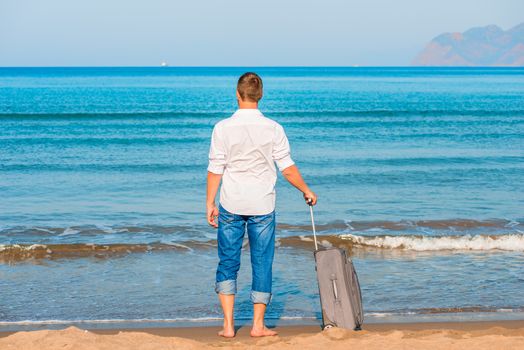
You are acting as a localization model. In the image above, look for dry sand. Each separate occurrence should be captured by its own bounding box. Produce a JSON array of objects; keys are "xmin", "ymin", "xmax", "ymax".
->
[{"xmin": 1, "ymin": 320, "xmax": 523, "ymax": 350}]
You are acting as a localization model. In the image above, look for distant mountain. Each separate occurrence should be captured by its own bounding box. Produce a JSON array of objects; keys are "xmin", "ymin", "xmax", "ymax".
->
[{"xmin": 412, "ymin": 22, "xmax": 524, "ymax": 66}]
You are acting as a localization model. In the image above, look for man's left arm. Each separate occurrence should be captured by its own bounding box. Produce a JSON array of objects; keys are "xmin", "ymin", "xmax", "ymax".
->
[{"xmin": 207, "ymin": 124, "xmax": 226, "ymax": 228}]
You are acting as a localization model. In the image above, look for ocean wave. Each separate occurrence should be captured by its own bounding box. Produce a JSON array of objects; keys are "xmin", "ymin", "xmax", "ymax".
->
[
  {"xmin": 1, "ymin": 109, "xmax": 524, "ymax": 118},
  {"xmin": 1, "ymin": 219, "xmax": 523, "ymax": 263},
  {"xmin": 1, "ymin": 307, "xmax": 523, "ymax": 327},
  {"xmin": 0, "ymin": 242, "xmax": 204, "ymax": 263},
  {"xmin": 366, "ymin": 306, "xmax": 524, "ymax": 316},
  {"xmin": 2, "ymin": 233, "xmax": 522, "ymax": 263},
  {"xmin": 0, "ymin": 317, "xmax": 224, "ymax": 326},
  {"xmin": 279, "ymin": 218, "xmax": 523, "ymax": 232},
  {"xmin": 0, "ymin": 224, "xmax": 200, "ymax": 237},
  {"xmin": 0, "ymin": 112, "xmax": 226, "ymax": 119},
  {"xmin": 2, "ymin": 219, "xmax": 520, "ymax": 239},
  {"xmin": 0, "ymin": 316, "xmax": 321, "ymax": 326},
  {"xmin": 340, "ymin": 233, "xmax": 524, "ymax": 251}
]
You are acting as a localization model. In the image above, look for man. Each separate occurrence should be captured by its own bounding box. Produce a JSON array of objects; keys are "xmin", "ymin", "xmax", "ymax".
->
[{"xmin": 206, "ymin": 72, "xmax": 317, "ymax": 338}]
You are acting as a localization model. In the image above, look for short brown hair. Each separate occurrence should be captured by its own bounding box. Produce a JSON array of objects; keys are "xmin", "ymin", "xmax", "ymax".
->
[{"xmin": 237, "ymin": 72, "xmax": 263, "ymax": 102}]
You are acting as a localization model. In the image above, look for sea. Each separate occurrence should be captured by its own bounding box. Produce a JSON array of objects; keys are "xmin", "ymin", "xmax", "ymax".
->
[{"xmin": 0, "ymin": 67, "xmax": 523, "ymax": 331}]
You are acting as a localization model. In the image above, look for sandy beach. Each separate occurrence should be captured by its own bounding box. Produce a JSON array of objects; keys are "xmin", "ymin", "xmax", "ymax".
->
[{"xmin": 1, "ymin": 320, "xmax": 523, "ymax": 350}]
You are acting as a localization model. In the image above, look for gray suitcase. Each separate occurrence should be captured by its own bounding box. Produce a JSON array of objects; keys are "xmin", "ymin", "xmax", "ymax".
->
[{"xmin": 309, "ymin": 205, "xmax": 364, "ymax": 330}]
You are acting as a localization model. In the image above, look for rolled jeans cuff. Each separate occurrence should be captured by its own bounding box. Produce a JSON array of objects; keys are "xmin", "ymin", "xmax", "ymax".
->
[
  {"xmin": 215, "ymin": 279, "xmax": 236, "ymax": 295},
  {"xmin": 250, "ymin": 290, "xmax": 272, "ymax": 305}
]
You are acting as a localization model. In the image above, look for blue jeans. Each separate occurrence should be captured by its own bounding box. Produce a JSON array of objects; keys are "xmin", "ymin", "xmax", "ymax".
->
[{"xmin": 215, "ymin": 204, "xmax": 275, "ymax": 305}]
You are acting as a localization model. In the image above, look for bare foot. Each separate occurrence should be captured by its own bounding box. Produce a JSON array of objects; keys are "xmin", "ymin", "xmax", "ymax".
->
[
  {"xmin": 218, "ymin": 324, "xmax": 235, "ymax": 338},
  {"xmin": 250, "ymin": 326, "xmax": 278, "ymax": 337}
]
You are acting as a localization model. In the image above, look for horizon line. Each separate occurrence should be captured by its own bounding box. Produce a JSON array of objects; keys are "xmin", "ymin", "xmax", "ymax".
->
[{"xmin": 1, "ymin": 65, "xmax": 523, "ymax": 69}]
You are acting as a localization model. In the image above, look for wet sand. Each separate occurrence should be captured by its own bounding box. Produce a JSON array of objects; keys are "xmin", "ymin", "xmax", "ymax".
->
[{"xmin": 1, "ymin": 320, "xmax": 523, "ymax": 349}]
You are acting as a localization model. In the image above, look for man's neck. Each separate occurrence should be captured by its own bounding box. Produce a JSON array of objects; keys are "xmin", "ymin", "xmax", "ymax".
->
[{"xmin": 238, "ymin": 101, "xmax": 258, "ymax": 109}]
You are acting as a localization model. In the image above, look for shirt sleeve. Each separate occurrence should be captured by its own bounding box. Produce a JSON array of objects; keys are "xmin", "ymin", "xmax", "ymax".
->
[
  {"xmin": 207, "ymin": 124, "xmax": 227, "ymax": 174},
  {"xmin": 272, "ymin": 124, "xmax": 295, "ymax": 171}
]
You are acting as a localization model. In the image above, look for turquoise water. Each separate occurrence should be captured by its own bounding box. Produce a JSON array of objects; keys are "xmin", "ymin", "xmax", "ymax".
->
[{"xmin": 0, "ymin": 67, "xmax": 523, "ymax": 328}]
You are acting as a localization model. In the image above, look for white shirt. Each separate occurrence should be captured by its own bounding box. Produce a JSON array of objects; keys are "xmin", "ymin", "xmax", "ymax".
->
[{"xmin": 208, "ymin": 109, "xmax": 295, "ymax": 215}]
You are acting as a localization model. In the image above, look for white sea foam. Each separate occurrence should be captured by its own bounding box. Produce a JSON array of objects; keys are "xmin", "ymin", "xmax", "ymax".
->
[
  {"xmin": 364, "ymin": 312, "xmax": 395, "ymax": 318},
  {"xmin": 344, "ymin": 220, "xmax": 355, "ymax": 230},
  {"xmin": 58, "ymin": 227, "xmax": 80, "ymax": 236},
  {"xmin": 34, "ymin": 227, "xmax": 55, "ymax": 234},
  {"xmin": 0, "ymin": 317, "xmax": 223, "ymax": 326},
  {"xmin": 160, "ymin": 241, "xmax": 193, "ymax": 251},
  {"xmin": 320, "ymin": 240, "xmax": 333, "ymax": 248},
  {"xmin": 0, "ymin": 316, "xmax": 319, "ymax": 326},
  {"xmin": 340, "ymin": 233, "xmax": 524, "ymax": 251},
  {"xmin": 0, "ymin": 244, "xmax": 48, "ymax": 251}
]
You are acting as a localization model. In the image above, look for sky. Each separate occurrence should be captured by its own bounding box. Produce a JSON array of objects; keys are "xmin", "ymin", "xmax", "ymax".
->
[{"xmin": 0, "ymin": 0, "xmax": 523, "ymax": 66}]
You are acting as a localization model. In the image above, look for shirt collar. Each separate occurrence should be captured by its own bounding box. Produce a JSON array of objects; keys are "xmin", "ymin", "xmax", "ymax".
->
[{"xmin": 233, "ymin": 108, "xmax": 262, "ymax": 117}]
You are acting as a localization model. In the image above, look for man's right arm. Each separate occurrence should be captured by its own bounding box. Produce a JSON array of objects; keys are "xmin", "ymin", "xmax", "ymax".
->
[
  {"xmin": 272, "ymin": 124, "xmax": 317, "ymax": 205},
  {"xmin": 281, "ymin": 165, "xmax": 317, "ymax": 205}
]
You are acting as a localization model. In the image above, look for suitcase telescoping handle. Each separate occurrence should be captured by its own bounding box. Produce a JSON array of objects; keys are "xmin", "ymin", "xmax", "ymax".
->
[{"xmin": 308, "ymin": 200, "xmax": 319, "ymax": 251}]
